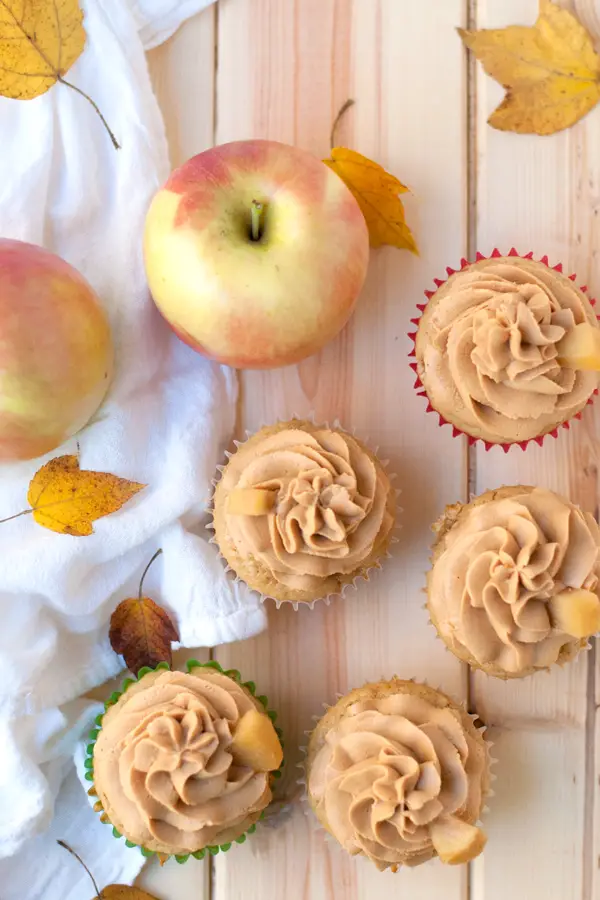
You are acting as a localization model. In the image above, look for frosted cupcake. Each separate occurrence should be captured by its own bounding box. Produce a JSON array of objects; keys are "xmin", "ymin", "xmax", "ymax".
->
[
  {"xmin": 306, "ymin": 679, "xmax": 490, "ymax": 870},
  {"xmin": 414, "ymin": 254, "xmax": 600, "ymax": 447},
  {"xmin": 428, "ymin": 487, "xmax": 600, "ymax": 679},
  {"xmin": 212, "ymin": 419, "xmax": 396, "ymax": 605},
  {"xmin": 88, "ymin": 662, "xmax": 283, "ymax": 860}
]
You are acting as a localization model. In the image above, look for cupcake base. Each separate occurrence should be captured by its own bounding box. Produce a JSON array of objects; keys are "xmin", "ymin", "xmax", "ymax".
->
[
  {"xmin": 427, "ymin": 487, "xmax": 589, "ymax": 679},
  {"xmin": 305, "ymin": 678, "xmax": 491, "ymax": 870},
  {"xmin": 85, "ymin": 660, "xmax": 283, "ymax": 864},
  {"xmin": 409, "ymin": 249, "xmax": 600, "ymax": 452},
  {"xmin": 211, "ymin": 418, "xmax": 398, "ymax": 608}
]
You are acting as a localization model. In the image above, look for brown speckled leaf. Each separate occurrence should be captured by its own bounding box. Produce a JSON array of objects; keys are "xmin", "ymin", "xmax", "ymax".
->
[
  {"xmin": 99, "ymin": 886, "xmax": 159, "ymax": 900},
  {"xmin": 26, "ymin": 455, "xmax": 145, "ymax": 536},
  {"xmin": 109, "ymin": 595, "xmax": 179, "ymax": 675}
]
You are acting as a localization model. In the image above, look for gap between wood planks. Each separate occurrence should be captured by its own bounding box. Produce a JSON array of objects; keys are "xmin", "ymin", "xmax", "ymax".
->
[
  {"xmin": 465, "ymin": 0, "xmax": 477, "ymax": 895},
  {"xmin": 463, "ymin": 3, "xmax": 598, "ymax": 899}
]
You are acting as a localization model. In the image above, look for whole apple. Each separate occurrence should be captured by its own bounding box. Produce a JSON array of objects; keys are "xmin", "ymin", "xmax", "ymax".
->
[
  {"xmin": 143, "ymin": 140, "xmax": 369, "ymax": 368},
  {"xmin": 0, "ymin": 240, "xmax": 113, "ymax": 462}
]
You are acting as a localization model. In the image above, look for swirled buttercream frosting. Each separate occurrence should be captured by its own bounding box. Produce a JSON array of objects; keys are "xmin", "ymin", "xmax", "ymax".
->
[
  {"xmin": 415, "ymin": 257, "xmax": 599, "ymax": 443},
  {"xmin": 307, "ymin": 681, "xmax": 488, "ymax": 870},
  {"xmin": 93, "ymin": 670, "xmax": 273, "ymax": 853},
  {"xmin": 428, "ymin": 487, "xmax": 600, "ymax": 677},
  {"xmin": 214, "ymin": 421, "xmax": 395, "ymax": 601}
]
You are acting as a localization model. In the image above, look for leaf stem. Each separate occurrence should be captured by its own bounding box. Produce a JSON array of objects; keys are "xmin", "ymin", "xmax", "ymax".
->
[
  {"xmin": 139, "ymin": 548, "xmax": 163, "ymax": 601},
  {"xmin": 58, "ymin": 76, "xmax": 120, "ymax": 150},
  {"xmin": 330, "ymin": 98, "xmax": 355, "ymax": 150},
  {"xmin": 250, "ymin": 200, "xmax": 264, "ymax": 241},
  {"xmin": 57, "ymin": 840, "xmax": 101, "ymax": 899},
  {"xmin": 0, "ymin": 508, "xmax": 32, "ymax": 525}
]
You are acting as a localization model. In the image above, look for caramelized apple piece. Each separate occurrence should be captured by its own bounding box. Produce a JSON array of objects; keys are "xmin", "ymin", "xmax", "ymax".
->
[
  {"xmin": 231, "ymin": 709, "xmax": 283, "ymax": 772},
  {"xmin": 430, "ymin": 816, "xmax": 487, "ymax": 865},
  {"xmin": 549, "ymin": 588, "xmax": 600, "ymax": 638},
  {"xmin": 228, "ymin": 488, "xmax": 276, "ymax": 516},
  {"xmin": 557, "ymin": 322, "xmax": 600, "ymax": 371}
]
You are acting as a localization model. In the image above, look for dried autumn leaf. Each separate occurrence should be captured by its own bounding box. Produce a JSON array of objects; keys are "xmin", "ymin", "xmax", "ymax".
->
[
  {"xmin": 324, "ymin": 147, "xmax": 418, "ymax": 253},
  {"xmin": 109, "ymin": 549, "xmax": 179, "ymax": 674},
  {"xmin": 24, "ymin": 455, "xmax": 144, "ymax": 536},
  {"xmin": 459, "ymin": 0, "xmax": 600, "ymax": 136},
  {"xmin": 100, "ymin": 887, "xmax": 159, "ymax": 900},
  {"xmin": 0, "ymin": 0, "xmax": 119, "ymax": 147},
  {"xmin": 0, "ymin": 0, "xmax": 85, "ymax": 99}
]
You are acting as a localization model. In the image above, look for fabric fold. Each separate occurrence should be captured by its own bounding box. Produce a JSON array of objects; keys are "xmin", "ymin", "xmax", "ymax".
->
[{"xmin": 0, "ymin": 1, "xmax": 262, "ymax": 896}]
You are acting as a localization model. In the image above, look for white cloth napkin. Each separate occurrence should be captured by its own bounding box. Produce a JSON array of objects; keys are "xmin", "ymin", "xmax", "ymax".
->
[{"xmin": 0, "ymin": 0, "xmax": 267, "ymax": 893}]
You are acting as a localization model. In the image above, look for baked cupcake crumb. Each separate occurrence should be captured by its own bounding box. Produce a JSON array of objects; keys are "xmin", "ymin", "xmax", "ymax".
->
[
  {"xmin": 306, "ymin": 678, "xmax": 490, "ymax": 870},
  {"xmin": 213, "ymin": 419, "xmax": 396, "ymax": 604}
]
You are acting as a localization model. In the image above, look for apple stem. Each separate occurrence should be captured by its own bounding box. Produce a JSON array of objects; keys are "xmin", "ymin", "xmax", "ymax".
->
[{"xmin": 250, "ymin": 200, "xmax": 264, "ymax": 241}]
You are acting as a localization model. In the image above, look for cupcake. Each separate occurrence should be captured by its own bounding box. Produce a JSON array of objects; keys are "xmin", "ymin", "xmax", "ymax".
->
[
  {"xmin": 212, "ymin": 419, "xmax": 396, "ymax": 605},
  {"xmin": 86, "ymin": 661, "xmax": 283, "ymax": 861},
  {"xmin": 306, "ymin": 679, "xmax": 490, "ymax": 870},
  {"xmin": 428, "ymin": 486, "xmax": 600, "ymax": 679},
  {"xmin": 413, "ymin": 252, "xmax": 600, "ymax": 447}
]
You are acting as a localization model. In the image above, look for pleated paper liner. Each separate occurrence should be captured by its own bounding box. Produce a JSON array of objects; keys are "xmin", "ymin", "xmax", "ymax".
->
[
  {"xmin": 423, "ymin": 490, "xmax": 596, "ymax": 680},
  {"xmin": 408, "ymin": 248, "xmax": 600, "ymax": 453},
  {"xmin": 84, "ymin": 659, "xmax": 284, "ymax": 865},
  {"xmin": 297, "ymin": 679, "xmax": 496, "ymax": 871},
  {"xmin": 207, "ymin": 415, "xmax": 401, "ymax": 611}
]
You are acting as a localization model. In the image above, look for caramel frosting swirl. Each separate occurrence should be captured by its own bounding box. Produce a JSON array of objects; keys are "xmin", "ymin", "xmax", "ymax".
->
[
  {"xmin": 219, "ymin": 424, "xmax": 394, "ymax": 594},
  {"xmin": 94, "ymin": 670, "xmax": 271, "ymax": 853},
  {"xmin": 308, "ymin": 688, "xmax": 486, "ymax": 870},
  {"xmin": 416, "ymin": 258, "xmax": 599, "ymax": 443},
  {"xmin": 429, "ymin": 488, "xmax": 600, "ymax": 676}
]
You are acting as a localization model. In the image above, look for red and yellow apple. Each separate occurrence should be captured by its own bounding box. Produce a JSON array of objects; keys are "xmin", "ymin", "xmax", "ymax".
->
[
  {"xmin": 0, "ymin": 239, "xmax": 113, "ymax": 462},
  {"xmin": 143, "ymin": 140, "xmax": 369, "ymax": 369}
]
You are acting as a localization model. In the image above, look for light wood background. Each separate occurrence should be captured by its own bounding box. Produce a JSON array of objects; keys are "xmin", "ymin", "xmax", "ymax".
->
[{"xmin": 142, "ymin": 1, "xmax": 600, "ymax": 897}]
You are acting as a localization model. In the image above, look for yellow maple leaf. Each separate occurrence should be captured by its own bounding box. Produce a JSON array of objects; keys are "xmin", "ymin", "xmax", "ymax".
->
[
  {"xmin": 0, "ymin": 0, "xmax": 118, "ymax": 146},
  {"xmin": 14, "ymin": 454, "xmax": 146, "ymax": 536},
  {"xmin": 459, "ymin": 0, "xmax": 600, "ymax": 136},
  {"xmin": 323, "ymin": 147, "xmax": 418, "ymax": 254}
]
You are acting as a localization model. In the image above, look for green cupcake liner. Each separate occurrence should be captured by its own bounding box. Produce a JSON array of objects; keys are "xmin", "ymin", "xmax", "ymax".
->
[{"xmin": 85, "ymin": 659, "xmax": 284, "ymax": 864}]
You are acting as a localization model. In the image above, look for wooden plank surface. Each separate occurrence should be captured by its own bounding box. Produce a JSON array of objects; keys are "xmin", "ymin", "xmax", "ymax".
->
[
  {"xmin": 212, "ymin": 1, "xmax": 469, "ymax": 898},
  {"xmin": 470, "ymin": 2, "xmax": 600, "ymax": 900},
  {"xmin": 145, "ymin": 0, "xmax": 600, "ymax": 897}
]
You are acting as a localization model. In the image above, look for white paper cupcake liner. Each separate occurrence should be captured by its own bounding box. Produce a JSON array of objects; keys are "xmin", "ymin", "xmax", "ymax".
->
[{"xmin": 207, "ymin": 413, "xmax": 401, "ymax": 611}]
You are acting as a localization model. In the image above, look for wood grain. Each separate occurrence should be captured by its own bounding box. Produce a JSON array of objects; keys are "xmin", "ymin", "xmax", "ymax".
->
[
  {"xmin": 470, "ymin": 2, "xmax": 600, "ymax": 899},
  {"xmin": 213, "ymin": 0, "xmax": 469, "ymax": 898},
  {"xmin": 147, "ymin": 6, "xmax": 217, "ymax": 168},
  {"xmin": 145, "ymin": 0, "xmax": 600, "ymax": 896}
]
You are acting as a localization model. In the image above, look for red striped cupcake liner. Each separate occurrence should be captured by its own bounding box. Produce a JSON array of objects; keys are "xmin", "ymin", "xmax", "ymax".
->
[{"xmin": 408, "ymin": 248, "xmax": 599, "ymax": 453}]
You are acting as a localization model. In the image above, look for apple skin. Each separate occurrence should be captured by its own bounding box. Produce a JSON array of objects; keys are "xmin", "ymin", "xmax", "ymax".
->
[
  {"xmin": 143, "ymin": 140, "xmax": 369, "ymax": 369},
  {"xmin": 0, "ymin": 240, "xmax": 113, "ymax": 462}
]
